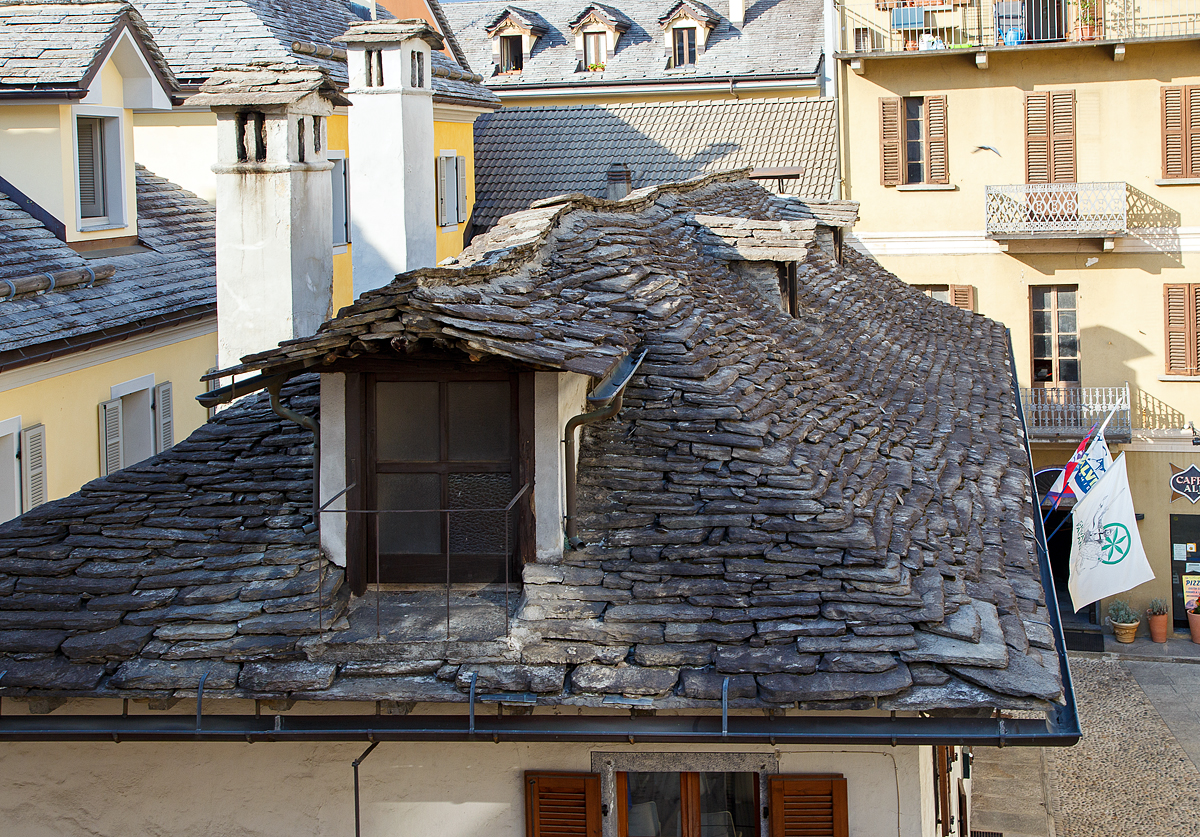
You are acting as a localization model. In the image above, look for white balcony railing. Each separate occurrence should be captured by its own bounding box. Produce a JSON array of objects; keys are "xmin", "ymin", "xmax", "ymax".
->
[
  {"xmin": 1020, "ymin": 385, "xmax": 1132, "ymax": 440},
  {"xmin": 839, "ymin": 0, "xmax": 1200, "ymax": 55},
  {"xmin": 985, "ymin": 182, "xmax": 1128, "ymax": 238}
]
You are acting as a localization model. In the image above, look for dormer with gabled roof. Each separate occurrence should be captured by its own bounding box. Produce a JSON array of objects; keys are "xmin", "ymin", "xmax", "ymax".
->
[
  {"xmin": 567, "ymin": 2, "xmax": 630, "ymax": 71},
  {"xmin": 0, "ymin": 0, "xmax": 175, "ymax": 248},
  {"xmin": 484, "ymin": 6, "xmax": 549, "ymax": 73},
  {"xmin": 658, "ymin": 0, "xmax": 720, "ymax": 68}
]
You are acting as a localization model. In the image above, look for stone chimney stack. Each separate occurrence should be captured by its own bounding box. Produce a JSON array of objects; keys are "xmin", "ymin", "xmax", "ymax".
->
[
  {"xmin": 186, "ymin": 64, "xmax": 349, "ymax": 369},
  {"xmin": 729, "ymin": 0, "xmax": 746, "ymax": 27},
  {"xmin": 336, "ymin": 20, "xmax": 443, "ymax": 298},
  {"xmin": 606, "ymin": 163, "xmax": 632, "ymax": 200}
]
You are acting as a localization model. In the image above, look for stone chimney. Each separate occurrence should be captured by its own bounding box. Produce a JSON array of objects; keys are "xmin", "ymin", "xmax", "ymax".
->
[
  {"xmin": 606, "ymin": 163, "xmax": 632, "ymax": 200},
  {"xmin": 186, "ymin": 63, "xmax": 349, "ymax": 369},
  {"xmin": 729, "ymin": 0, "xmax": 746, "ymax": 27},
  {"xmin": 336, "ymin": 20, "xmax": 443, "ymax": 298}
]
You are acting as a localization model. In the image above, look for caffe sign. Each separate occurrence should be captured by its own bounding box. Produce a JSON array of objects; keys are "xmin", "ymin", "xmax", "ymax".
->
[{"xmin": 1170, "ymin": 463, "xmax": 1200, "ymax": 504}]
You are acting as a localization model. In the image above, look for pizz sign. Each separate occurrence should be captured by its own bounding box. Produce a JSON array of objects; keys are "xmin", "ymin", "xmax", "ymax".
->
[{"xmin": 1170, "ymin": 463, "xmax": 1200, "ymax": 504}]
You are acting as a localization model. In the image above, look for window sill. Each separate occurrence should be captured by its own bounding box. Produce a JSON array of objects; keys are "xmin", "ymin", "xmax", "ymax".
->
[
  {"xmin": 1159, "ymin": 375, "xmax": 1200, "ymax": 381},
  {"xmin": 896, "ymin": 183, "xmax": 957, "ymax": 191},
  {"xmin": 1155, "ymin": 178, "xmax": 1200, "ymax": 186},
  {"xmin": 78, "ymin": 221, "xmax": 127, "ymax": 232},
  {"xmin": 334, "ymin": 243, "xmax": 349, "ymax": 255}
]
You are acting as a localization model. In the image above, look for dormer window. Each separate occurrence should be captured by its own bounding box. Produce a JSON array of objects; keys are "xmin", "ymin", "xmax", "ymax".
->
[
  {"xmin": 500, "ymin": 34, "xmax": 523, "ymax": 72},
  {"xmin": 76, "ymin": 117, "xmax": 107, "ymax": 219},
  {"xmin": 74, "ymin": 112, "xmax": 123, "ymax": 228},
  {"xmin": 583, "ymin": 31, "xmax": 606, "ymax": 70},
  {"xmin": 672, "ymin": 27, "xmax": 697, "ymax": 66}
]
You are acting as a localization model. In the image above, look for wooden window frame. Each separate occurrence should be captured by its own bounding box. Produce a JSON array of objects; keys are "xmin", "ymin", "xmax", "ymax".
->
[
  {"xmin": 1026, "ymin": 90, "xmax": 1076, "ymax": 184},
  {"xmin": 915, "ymin": 284, "xmax": 975, "ymax": 311},
  {"xmin": 1165, "ymin": 283, "xmax": 1200, "ymax": 375},
  {"xmin": 880, "ymin": 95, "xmax": 948, "ymax": 186},
  {"xmin": 615, "ymin": 771, "xmax": 761, "ymax": 837},
  {"xmin": 583, "ymin": 31, "xmax": 606, "ymax": 69},
  {"xmin": 672, "ymin": 27, "xmax": 698, "ymax": 67},
  {"xmin": 1163, "ymin": 85, "xmax": 1200, "ymax": 179},
  {"xmin": 500, "ymin": 34, "xmax": 524, "ymax": 73},
  {"xmin": 1030, "ymin": 284, "xmax": 1080, "ymax": 388},
  {"xmin": 767, "ymin": 774, "xmax": 848, "ymax": 837},
  {"xmin": 343, "ymin": 359, "xmax": 534, "ymax": 595}
]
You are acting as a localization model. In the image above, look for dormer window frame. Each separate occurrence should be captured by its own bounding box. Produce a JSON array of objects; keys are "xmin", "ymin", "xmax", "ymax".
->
[
  {"xmin": 660, "ymin": 7, "xmax": 715, "ymax": 68},
  {"xmin": 570, "ymin": 8, "xmax": 627, "ymax": 72},
  {"xmin": 72, "ymin": 105, "xmax": 126, "ymax": 231},
  {"xmin": 489, "ymin": 16, "xmax": 541, "ymax": 74},
  {"xmin": 582, "ymin": 28, "xmax": 607, "ymax": 70},
  {"xmin": 499, "ymin": 33, "xmax": 524, "ymax": 73},
  {"xmin": 672, "ymin": 26, "xmax": 698, "ymax": 67}
]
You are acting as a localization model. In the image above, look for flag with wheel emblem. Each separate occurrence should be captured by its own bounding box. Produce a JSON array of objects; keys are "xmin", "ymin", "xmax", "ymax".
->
[{"xmin": 1069, "ymin": 452, "xmax": 1154, "ymax": 612}]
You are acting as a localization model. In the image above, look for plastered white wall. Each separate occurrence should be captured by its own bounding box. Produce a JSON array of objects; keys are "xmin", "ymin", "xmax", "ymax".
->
[
  {"xmin": 533, "ymin": 371, "xmax": 590, "ymax": 561},
  {"xmin": 0, "ymin": 738, "xmax": 932, "ymax": 837},
  {"xmin": 132, "ymin": 111, "xmax": 218, "ymax": 202},
  {"xmin": 320, "ymin": 372, "xmax": 348, "ymax": 566}
]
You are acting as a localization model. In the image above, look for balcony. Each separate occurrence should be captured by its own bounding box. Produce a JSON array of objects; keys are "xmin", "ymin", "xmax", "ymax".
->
[
  {"xmin": 985, "ymin": 182, "xmax": 1127, "ymax": 249},
  {"xmin": 837, "ymin": 0, "xmax": 1200, "ymax": 59},
  {"xmin": 1020, "ymin": 384, "xmax": 1132, "ymax": 442}
]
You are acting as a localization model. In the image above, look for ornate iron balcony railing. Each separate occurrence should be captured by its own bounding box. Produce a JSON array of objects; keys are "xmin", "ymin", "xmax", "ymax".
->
[
  {"xmin": 985, "ymin": 182, "xmax": 1128, "ymax": 238},
  {"xmin": 1020, "ymin": 385, "xmax": 1131, "ymax": 441}
]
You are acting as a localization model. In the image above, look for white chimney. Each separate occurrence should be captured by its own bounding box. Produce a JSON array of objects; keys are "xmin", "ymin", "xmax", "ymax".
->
[
  {"xmin": 730, "ymin": 0, "xmax": 746, "ymax": 27},
  {"xmin": 336, "ymin": 21, "xmax": 442, "ymax": 298},
  {"xmin": 186, "ymin": 64, "xmax": 346, "ymax": 369}
]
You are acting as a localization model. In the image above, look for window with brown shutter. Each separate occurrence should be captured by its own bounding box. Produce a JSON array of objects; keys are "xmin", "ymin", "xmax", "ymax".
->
[
  {"xmin": 925, "ymin": 95, "xmax": 949, "ymax": 184},
  {"xmin": 767, "ymin": 775, "xmax": 848, "ymax": 837},
  {"xmin": 1163, "ymin": 86, "xmax": 1200, "ymax": 179},
  {"xmin": 881, "ymin": 96, "xmax": 948, "ymax": 186},
  {"xmin": 1164, "ymin": 283, "xmax": 1200, "ymax": 375},
  {"xmin": 915, "ymin": 284, "xmax": 975, "ymax": 311},
  {"xmin": 1026, "ymin": 91, "xmax": 1076, "ymax": 184},
  {"xmin": 526, "ymin": 772, "xmax": 602, "ymax": 837},
  {"xmin": 880, "ymin": 97, "xmax": 902, "ymax": 186}
]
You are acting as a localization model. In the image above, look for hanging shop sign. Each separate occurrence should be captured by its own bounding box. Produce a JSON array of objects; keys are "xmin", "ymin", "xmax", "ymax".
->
[{"xmin": 1170, "ymin": 463, "xmax": 1200, "ymax": 504}]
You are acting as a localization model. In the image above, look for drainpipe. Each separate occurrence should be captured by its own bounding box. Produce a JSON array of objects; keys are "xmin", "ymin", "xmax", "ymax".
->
[
  {"xmin": 564, "ymin": 347, "xmax": 648, "ymax": 543},
  {"xmin": 266, "ymin": 380, "xmax": 321, "ymax": 530}
]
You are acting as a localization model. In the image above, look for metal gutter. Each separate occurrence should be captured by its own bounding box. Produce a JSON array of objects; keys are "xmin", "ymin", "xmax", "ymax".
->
[
  {"xmin": 1006, "ymin": 329, "xmax": 1082, "ymax": 745},
  {"xmin": 0, "ymin": 88, "xmax": 86, "ymax": 100}
]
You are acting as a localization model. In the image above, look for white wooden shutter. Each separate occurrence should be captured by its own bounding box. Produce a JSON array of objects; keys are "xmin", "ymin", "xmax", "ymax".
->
[
  {"xmin": 456, "ymin": 155, "xmax": 468, "ymax": 224},
  {"xmin": 154, "ymin": 381, "xmax": 174, "ymax": 453},
  {"xmin": 437, "ymin": 155, "xmax": 451, "ymax": 226},
  {"xmin": 98, "ymin": 398, "xmax": 123, "ymax": 476},
  {"xmin": 77, "ymin": 117, "xmax": 105, "ymax": 218},
  {"xmin": 19, "ymin": 423, "xmax": 46, "ymax": 512}
]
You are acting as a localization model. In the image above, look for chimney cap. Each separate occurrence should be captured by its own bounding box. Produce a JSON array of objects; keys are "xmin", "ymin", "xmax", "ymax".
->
[
  {"xmin": 335, "ymin": 19, "xmax": 445, "ymax": 49},
  {"xmin": 184, "ymin": 61, "xmax": 350, "ymax": 108}
]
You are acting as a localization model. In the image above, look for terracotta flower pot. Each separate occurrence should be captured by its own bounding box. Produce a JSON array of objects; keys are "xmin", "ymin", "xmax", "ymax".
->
[
  {"xmin": 1148, "ymin": 612, "xmax": 1169, "ymax": 643},
  {"xmin": 1110, "ymin": 619, "xmax": 1139, "ymax": 643},
  {"xmin": 1188, "ymin": 611, "xmax": 1200, "ymax": 643}
]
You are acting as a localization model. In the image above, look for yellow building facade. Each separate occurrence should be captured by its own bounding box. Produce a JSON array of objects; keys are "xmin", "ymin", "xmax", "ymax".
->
[{"xmin": 838, "ymin": 29, "xmax": 1200, "ymax": 630}]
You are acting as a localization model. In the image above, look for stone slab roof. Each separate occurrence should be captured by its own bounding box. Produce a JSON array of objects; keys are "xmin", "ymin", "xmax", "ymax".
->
[
  {"xmin": 184, "ymin": 61, "xmax": 350, "ymax": 108},
  {"xmin": 0, "ymin": 0, "xmax": 175, "ymax": 90},
  {"xmin": 0, "ymin": 173, "xmax": 1063, "ymax": 713},
  {"xmin": 443, "ymin": 0, "xmax": 823, "ymax": 88},
  {"xmin": 0, "ymin": 165, "xmax": 214, "ymax": 366},
  {"xmin": 470, "ymin": 98, "xmax": 839, "ymax": 233}
]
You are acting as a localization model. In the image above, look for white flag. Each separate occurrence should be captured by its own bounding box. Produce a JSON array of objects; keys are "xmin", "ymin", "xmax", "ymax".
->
[
  {"xmin": 1069, "ymin": 452, "xmax": 1154, "ymax": 612},
  {"xmin": 1066, "ymin": 434, "xmax": 1113, "ymax": 499}
]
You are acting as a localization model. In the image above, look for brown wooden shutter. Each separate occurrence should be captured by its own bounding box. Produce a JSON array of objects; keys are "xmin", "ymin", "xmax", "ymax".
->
[
  {"xmin": 1164, "ymin": 86, "xmax": 1186, "ymax": 179},
  {"xmin": 950, "ymin": 284, "xmax": 975, "ymax": 311},
  {"xmin": 1188, "ymin": 86, "xmax": 1200, "ymax": 178},
  {"xmin": 925, "ymin": 94, "xmax": 949, "ymax": 184},
  {"xmin": 880, "ymin": 97, "xmax": 902, "ymax": 186},
  {"xmin": 768, "ymin": 775, "xmax": 849, "ymax": 837},
  {"xmin": 1049, "ymin": 90, "xmax": 1076, "ymax": 182},
  {"xmin": 935, "ymin": 747, "xmax": 952, "ymax": 837},
  {"xmin": 1026, "ymin": 92, "xmax": 1050, "ymax": 184},
  {"xmin": 1164, "ymin": 283, "xmax": 1199, "ymax": 375},
  {"xmin": 525, "ymin": 772, "xmax": 601, "ymax": 837}
]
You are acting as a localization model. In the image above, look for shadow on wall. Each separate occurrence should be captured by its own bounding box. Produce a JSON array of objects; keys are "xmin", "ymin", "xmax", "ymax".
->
[
  {"xmin": 1136, "ymin": 387, "xmax": 1187, "ymax": 431},
  {"xmin": 1127, "ymin": 185, "xmax": 1183, "ymax": 268},
  {"xmin": 1080, "ymin": 323, "xmax": 1157, "ymax": 421}
]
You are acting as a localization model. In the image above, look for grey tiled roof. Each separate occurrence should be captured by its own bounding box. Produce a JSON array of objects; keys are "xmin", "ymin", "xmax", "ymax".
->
[
  {"xmin": 0, "ymin": 165, "xmax": 214, "ymax": 363},
  {"xmin": 0, "ymin": 0, "xmax": 175, "ymax": 90},
  {"xmin": 443, "ymin": 0, "xmax": 823, "ymax": 88},
  {"xmin": 0, "ymin": 173, "xmax": 1062, "ymax": 710},
  {"xmin": 471, "ymin": 98, "xmax": 839, "ymax": 233}
]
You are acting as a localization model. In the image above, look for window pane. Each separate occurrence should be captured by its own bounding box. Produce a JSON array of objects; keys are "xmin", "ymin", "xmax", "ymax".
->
[
  {"xmin": 1059, "ymin": 358, "xmax": 1080, "ymax": 382},
  {"xmin": 1057, "ymin": 310, "xmax": 1076, "ymax": 334},
  {"xmin": 1058, "ymin": 334, "xmax": 1078, "ymax": 357},
  {"xmin": 906, "ymin": 118, "xmax": 922, "ymax": 142},
  {"xmin": 1032, "ymin": 310, "xmax": 1051, "ymax": 333},
  {"xmin": 448, "ymin": 381, "xmax": 510, "ymax": 460},
  {"xmin": 1031, "ymin": 286, "xmax": 1051, "ymax": 310},
  {"xmin": 626, "ymin": 773, "xmax": 682, "ymax": 837},
  {"xmin": 905, "ymin": 97, "xmax": 923, "ymax": 120},
  {"xmin": 1056, "ymin": 287, "xmax": 1076, "ymax": 309},
  {"xmin": 698, "ymin": 773, "xmax": 758, "ymax": 837},
  {"xmin": 1033, "ymin": 335, "xmax": 1051, "ymax": 357},
  {"xmin": 376, "ymin": 473, "xmax": 440, "ymax": 554},
  {"xmin": 376, "ymin": 382, "xmax": 439, "ymax": 461},
  {"xmin": 448, "ymin": 472, "xmax": 512, "ymax": 554},
  {"xmin": 1034, "ymin": 358, "xmax": 1054, "ymax": 382}
]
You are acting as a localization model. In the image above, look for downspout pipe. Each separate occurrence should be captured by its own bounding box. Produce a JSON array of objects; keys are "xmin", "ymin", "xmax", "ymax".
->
[{"xmin": 564, "ymin": 348, "xmax": 648, "ymax": 543}]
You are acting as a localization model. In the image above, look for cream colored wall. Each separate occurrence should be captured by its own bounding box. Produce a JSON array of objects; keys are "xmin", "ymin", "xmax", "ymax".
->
[
  {"xmin": 0, "ymin": 105, "xmax": 66, "ymax": 218},
  {"xmin": 0, "ymin": 730, "xmax": 932, "ymax": 837},
  {"xmin": 434, "ymin": 118, "xmax": 475, "ymax": 263},
  {"xmin": 131, "ymin": 110, "xmax": 219, "ymax": 203},
  {"xmin": 69, "ymin": 60, "xmax": 138, "ymax": 244},
  {"xmin": 0, "ymin": 328, "xmax": 216, "ymax": 503}
]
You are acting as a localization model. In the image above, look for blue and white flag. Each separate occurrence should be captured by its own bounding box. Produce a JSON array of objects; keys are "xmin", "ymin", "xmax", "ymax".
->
[
  {"xmin": 1066, "ymin": 434, "xmax": 1113, "ymax": 499},
  {"xmin": 1069, "ymin": 453, "xmax": 1154, "ymax": 612}
]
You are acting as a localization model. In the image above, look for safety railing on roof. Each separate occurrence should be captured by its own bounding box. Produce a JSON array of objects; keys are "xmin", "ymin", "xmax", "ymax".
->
[
  {"xmin": 1020, "ymin": 384, "xmax": 1131, "ymax": 440},
  {"xmin": 985, "ymin": 182, "xmax": 1128, "ymax": 238},
  {"xmin": 838, "ymin": 0, "xmax": 1200, "ymax": 54},
  {"xmin": 318, "ymin": 483, "xmax": 529, "ymax": 640}
]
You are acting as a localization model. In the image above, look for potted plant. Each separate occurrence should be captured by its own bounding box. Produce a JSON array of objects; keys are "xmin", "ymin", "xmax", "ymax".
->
[
  {"xmin": 1073, "ymin": 0, "xmax": 1100, "ymax": 40},
  {"xmin": 1189, "ymin": 601, "xmax": 1200, "ymax": 644},
  {"xmin": 1107, "ymin": 598, "xmax": 1140, "ymax": 643},
  {"xmin": 1147, "ymin": 597, "xmax": 1170, "ymax": 643}
]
